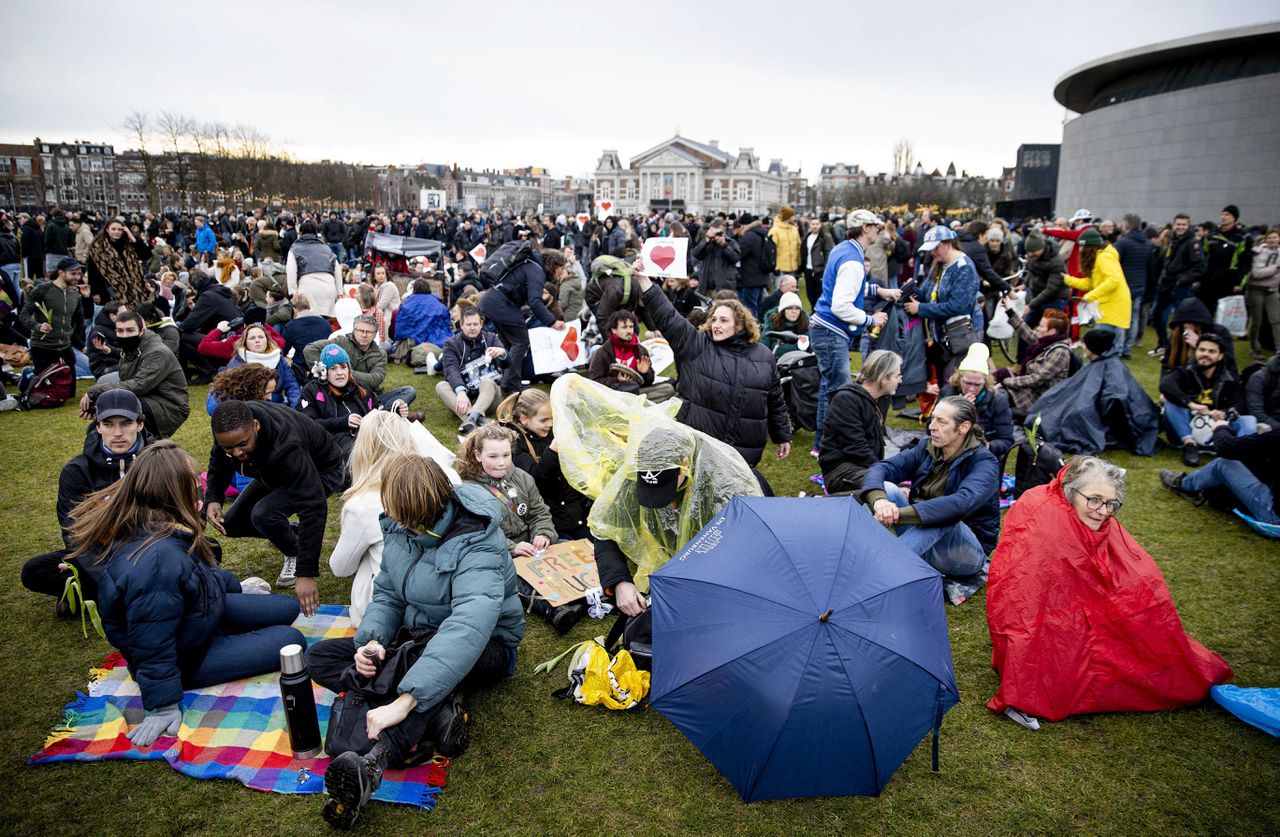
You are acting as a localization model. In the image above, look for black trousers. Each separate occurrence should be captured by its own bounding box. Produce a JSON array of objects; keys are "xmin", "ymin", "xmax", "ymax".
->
[
  {"xmin": 491, "ymin": 319, "xmax": 530, "ymax": 395},
  {"xmin": 21, "ymin": 549, "xmax": 98, "ymax": 602},
  {"xmin": 823, "ymin": 461, "xmax": 870, "ymax": 496},
  {"xmin": 29, "ymin": 346, "xmax": 77, "ymax": 376},
  {"xmin": 803, "ymin": 268, "xmax": 823, "ymax": 309},
  {"xmin": 221, "ymin": 467, "xmax": 346, "ymax": 571},
  {"xmin": 306, "ymin": 634, "xmax": 512, "ymax": 765},
  {"xmin": 179, "ymin": 331, "xmax": 218, "ymax": 377}
]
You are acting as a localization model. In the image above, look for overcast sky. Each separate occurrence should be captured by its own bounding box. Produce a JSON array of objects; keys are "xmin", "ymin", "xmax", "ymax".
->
[{"xmin": 2, "ymin": 2, "xmax": 1275, "ymax": 181}]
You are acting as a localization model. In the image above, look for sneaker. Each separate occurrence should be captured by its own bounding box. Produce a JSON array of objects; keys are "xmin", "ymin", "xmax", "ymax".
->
[
  {"xmin": 0, "ymin": 395, "xmax": 17, "ymax": 412},
  {"xmin": 1181, "ymin": 443, "xmax": 1201, "ymax": 468},
  {"xmin": 322, "ymin": 750, "xmax": 384, "ymax": 830},
  {"xmin": 1160, "ymin": 469, "xmax": 1202, "ymax": 501},
  {"xmin": 276, "ymin": 556, "xmax": 297, "ymax": 589},
  {"xmin": 458, "ymin": 418, "xmax": 476, "ymax": 436},
  {"xmin": 1003, "ymin": 707, "xmax": 1041, "ymax": 731},
  {"xmin": 809, "ymin": 448, "xmax": 819, "ymax": 458},
  {"xmin": 240, "ymin": 576, "xmax": 272, "ymax": 595},
  {"xmin": 426, "ymin": 691, "xmax": 472, "ymax": 758},
  {"xmin": 1147, "ymin": 347, "xmax": 1165, "ymax": 358}
]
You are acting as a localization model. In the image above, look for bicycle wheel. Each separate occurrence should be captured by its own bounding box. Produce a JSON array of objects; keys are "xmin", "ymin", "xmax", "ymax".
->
[{"xmin": 996, "ymin": 337, "xmax": 1017, "ymax": 365}]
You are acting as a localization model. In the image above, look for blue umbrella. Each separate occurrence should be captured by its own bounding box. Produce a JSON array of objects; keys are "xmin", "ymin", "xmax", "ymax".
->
[{"xmin": 649, "ymin": 496, "xmax": 959, "ymax": 802}]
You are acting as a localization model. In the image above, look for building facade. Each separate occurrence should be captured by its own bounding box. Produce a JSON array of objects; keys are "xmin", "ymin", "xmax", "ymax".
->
[
  {"xmin": 1, "ymin": 139, "xmax": 119, "ymax": 214},
  {"xmin": 594, "ymin": 136, "xmax": 790, "ymax": 217},
  {"xmin": 1054, "ymin": 23, "xmax": 1280, "ymax": 224}
]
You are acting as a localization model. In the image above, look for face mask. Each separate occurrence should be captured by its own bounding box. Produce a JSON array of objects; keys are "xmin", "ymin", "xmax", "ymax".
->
[{"xmin": 118, "ymin": 335, "xmax": 142, "ymax": 353}]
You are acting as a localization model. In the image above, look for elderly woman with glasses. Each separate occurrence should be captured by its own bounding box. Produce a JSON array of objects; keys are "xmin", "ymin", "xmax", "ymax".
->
[{"xmin": 985, "ymin": 455, "xmax": 1232, "ymax": 729}]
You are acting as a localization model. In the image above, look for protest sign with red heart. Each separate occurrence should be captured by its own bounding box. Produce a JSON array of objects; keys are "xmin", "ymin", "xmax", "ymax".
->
[{"xmin": 650, "ymin": 245, "xmax": 676, "ymax": 272}]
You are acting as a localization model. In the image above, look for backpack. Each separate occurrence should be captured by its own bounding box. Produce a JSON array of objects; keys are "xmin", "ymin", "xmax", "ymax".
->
[
  {"xmin": 759, "ymin": 231, "xmax": 777, "ymax": 273},
  {"xmin": 1013, "ymin": 436, "xmax": 1065, "ymax": 499},
  {"xmin": 477, "ymin": 239, "xmax": 535, "ymax": 290},
  {"xmin": 21, "ymin": 360, "xmax": 74, "ymax": 409}
]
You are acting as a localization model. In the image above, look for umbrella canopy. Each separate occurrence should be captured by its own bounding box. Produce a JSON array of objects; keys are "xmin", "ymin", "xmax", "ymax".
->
[{"xmin": 649, "ymin": 496, "xmax": 959, "ymax": 802}]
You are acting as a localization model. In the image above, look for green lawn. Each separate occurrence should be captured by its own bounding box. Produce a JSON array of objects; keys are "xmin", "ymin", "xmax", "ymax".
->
[{"xmin": 0, "ymin": 340, "xmax": 1277, "ymax": 836}]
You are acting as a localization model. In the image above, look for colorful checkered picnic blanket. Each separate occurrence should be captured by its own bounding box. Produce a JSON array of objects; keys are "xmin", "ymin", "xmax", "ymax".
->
[{"xmin": 29, "ymin": 605, "xmax": 449, "ymax": 809}]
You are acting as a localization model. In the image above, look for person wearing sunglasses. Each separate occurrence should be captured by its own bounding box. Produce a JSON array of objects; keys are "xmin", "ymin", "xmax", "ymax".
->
[{"xmin": 985, "ymin": 455, "xmax": 1232, "ymax": 729}]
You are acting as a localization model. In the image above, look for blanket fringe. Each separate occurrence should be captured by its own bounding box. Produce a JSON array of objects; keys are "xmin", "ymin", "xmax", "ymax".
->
[
  {"xmin": 31, "ymin": 692, "xmax": 91, "ymax": 758},
  {"xmin": 89, "ymin": 651, "xmax": 125, "ymax": 683}
]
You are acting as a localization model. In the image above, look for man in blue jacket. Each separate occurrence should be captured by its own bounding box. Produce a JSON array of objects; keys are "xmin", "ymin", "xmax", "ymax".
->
[
  {"xmin": 861, "ymin": 395, "xmax": 1001, "ymax": 605},
  {"xmin": 194, "ymin": 214, "xmax": 216, "ymax": 256},
  {"xmin": 810, "ymin": 209, "xmax": 899, "ymax": 451}
]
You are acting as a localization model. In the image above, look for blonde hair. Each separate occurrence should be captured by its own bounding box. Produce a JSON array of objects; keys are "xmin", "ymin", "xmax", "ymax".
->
[
  {"xmin": 495, "ymin": 388, "xmax": 549, "ymax": 425},
  {"xmin": 700, "ymin": 298, "xmax": 760, "ymax": 344},
  {"xmin": 356, "ymin": 283, "xmax": 376, "ymax": 309},
  {"xmin": 380, "ymin": 454, "xmax": 455, "ymax": 533},
  {"xmin": 233, "ymin": 323, "xmax": 274, "ymax": 356},
  {"xmin": 455, "ymin": 424, "xmax": 515, "ymax": 481},
  {"xmin": 345, "ymin": 412, "xmax": 419, "ymax": 501}
]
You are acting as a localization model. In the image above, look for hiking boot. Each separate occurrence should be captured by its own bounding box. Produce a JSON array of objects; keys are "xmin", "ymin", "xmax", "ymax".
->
[
  {"xmin": 1181, "ymin": 443, "xmax": 1201, "ymax": 468},
  {"xmin": 322, "ymin": 748, "xmax": 386, "ymax": 830},
  {"xmin": 426, "ymin": 692, "xmax": 471, "ymax": 758},
  {"xmin": 548, "ymin": 600, "xmax": 588, "ymax": 634},
  {"xmin": 276, "ymin": 555, "xmax": 297, "ymax": 589},
  {"xmin": 1160, "ymin": 469, "xmax": 1202, "ymax": 502}
]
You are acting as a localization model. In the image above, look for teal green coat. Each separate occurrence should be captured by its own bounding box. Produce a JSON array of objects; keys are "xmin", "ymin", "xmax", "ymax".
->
[{"xmin": 354, "ymin": 483, "xmax": 525, "ymax": 712}]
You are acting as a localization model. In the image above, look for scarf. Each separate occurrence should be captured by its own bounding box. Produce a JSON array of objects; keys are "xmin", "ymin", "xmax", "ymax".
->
[
  {"xmin": 1023, "ymin": 333, "xmax": 1068, "ymax": 366},
  {"xmin": 87, "ymin": 233, "xmax": 151, "ymax": 308},
  {"xmin": 610, "ymin": 332, "xmax": 639, "ymax": 369},
  {"xmin": 242, "ymin": 347, "xmax": 281, "ymax": 369},
  {"xmin": 216, "ymin": 257, "xmax": 237, "ymax": 285}
]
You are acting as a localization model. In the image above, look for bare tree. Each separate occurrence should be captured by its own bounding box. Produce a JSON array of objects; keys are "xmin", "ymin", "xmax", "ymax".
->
[
  {"xmin": 121, "ymin": 110, "xmax": 160, "ymax": 210},
  {"xmin": 156, "ymin": 111, "xmax": 195, "ymax": 206},
  {"xmin": 891, "ymin": 139, "xmax": 915, "ymax": 178}
]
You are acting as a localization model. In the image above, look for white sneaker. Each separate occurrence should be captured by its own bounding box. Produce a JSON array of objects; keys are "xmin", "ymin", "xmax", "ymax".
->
[
  {"xmin": 240, "ymin": 576, "xmax": 272, "ymax": 595},
  {"xmin": 276, "ymin": 556, "xmax": 297, "ymax": 588},
  {"xmin": 0, "ymin": 395, "xmax": 18, "ymax": 412},
  {"xmin": 1003, "ymin": 707, "xmax": 1041, "ymax": 730}
]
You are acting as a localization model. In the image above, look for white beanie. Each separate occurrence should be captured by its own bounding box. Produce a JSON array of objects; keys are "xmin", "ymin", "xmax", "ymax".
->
[
  {"xmin": 957, "ymin": 342, "xmax": 991, "ymax": 375},
  {"xmin": 778, "ymin": 291, "xmax": 803, "ymax": 311}
]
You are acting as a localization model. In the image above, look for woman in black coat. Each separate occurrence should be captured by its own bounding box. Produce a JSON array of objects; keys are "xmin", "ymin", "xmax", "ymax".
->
[
  {"xmin": 819, "ymin": 350, "xmax": 902, "ymax": 494},
  {"xmin": 635, "ymin": 261, "xmax": 792, "ymax": 469}
]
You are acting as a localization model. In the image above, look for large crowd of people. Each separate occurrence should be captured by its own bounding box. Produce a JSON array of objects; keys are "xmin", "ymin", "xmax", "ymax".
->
[{"xmin": 3, "ymin": 197, "xmax": 1275, "ymax": 829}]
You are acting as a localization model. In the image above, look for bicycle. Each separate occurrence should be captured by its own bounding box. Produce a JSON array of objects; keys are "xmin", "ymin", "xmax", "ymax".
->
[{"xmin": 987, "ymin": 260, "xmax": 1029, "ymax": 365}]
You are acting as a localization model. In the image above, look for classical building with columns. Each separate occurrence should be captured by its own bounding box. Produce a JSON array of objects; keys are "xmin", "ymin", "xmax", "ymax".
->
[{"xmin": 594, "ymin": 135, "xmax": 791, "ymax": 217}]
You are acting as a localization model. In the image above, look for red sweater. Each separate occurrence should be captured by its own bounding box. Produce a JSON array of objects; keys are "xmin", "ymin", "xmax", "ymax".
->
[{"xmin": 197, "ymin": 323, "xmax": 287, "ymax": 361}]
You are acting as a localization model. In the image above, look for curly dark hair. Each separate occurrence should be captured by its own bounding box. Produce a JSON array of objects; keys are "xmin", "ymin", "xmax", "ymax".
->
[{"xmin": 210, "ymin": 364, "xmax": 278, "ymax": 403}]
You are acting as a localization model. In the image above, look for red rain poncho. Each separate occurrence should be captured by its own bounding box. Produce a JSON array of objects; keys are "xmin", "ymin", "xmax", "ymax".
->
[{"xmin": 986, "ymin": 468, "xmax": 1232, "ymax": 721}]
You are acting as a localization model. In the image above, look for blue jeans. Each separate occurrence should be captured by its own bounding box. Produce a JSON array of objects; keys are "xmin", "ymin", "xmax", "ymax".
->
[
  {"xmin": 45, "ymin": 253, "xmax": 64, "ymax": 275},
  {"xmin": 883, "ymin": 482, "xmax": 988, "ymax": 578},
  {"xmin": 1181, "ymin": 458, "xmax": 1279, "ymax": 525},
  {"xmin": 1164, "ymin": 403, "xmax": 1256, "ymax": 444},
  {"xmin": 184, "ymin": 593, "xmax": 304, "ymax": 689},
  {"xmin": 810, "ymin": 325, "xmax": 852, "ymax": 450},
  {"xmin": 327, "ymin": 243, "xmax": 344, "ymax": 262},
  {"xmin": 739, "ymin": 286, "xmax": 763, "ymax": 321},
  {"xmin": 381, "ymin": 385, "xmax": 417, "ymax": 410},
  {"xmin": 1124, "ymin": 292, "xmax": 1144, "ymax": 356}
]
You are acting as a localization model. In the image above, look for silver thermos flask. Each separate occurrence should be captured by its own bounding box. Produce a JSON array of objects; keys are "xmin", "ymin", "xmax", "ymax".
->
[{"xmin": 279, "ymin": 643, "xmax": 321, "ymax": 759}]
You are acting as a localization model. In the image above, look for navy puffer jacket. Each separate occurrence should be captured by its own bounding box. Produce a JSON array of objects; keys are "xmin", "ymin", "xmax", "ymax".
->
[
  {"xmin": 97, "ymin": 530, "xmax": 240, "ymax": 709},
  {"xmin": 642, "ymin": 284, "xmax": 791, "ymax": 467}
]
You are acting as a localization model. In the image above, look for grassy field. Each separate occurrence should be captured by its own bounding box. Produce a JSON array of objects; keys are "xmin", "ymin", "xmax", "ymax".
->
[{"xmin": 0, "ymin": 338, "xmax": 1277, "ymax": 836}]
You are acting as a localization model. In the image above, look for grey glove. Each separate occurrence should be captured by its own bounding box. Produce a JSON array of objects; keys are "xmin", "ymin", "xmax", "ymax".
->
[{"xmin": 126, "ymin": 702, "xmax": 182, "ymax": 746}]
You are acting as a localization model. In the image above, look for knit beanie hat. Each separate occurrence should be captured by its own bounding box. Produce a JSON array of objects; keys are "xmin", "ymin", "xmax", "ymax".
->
[
  {"xmin": 320, "ymin": 343, "xmax": 351, "ymax": 369},
  {"xmin": 1222, "ymin": 204, "xmax": 1240, "ymax": 221},
  {"xmin": 1024, "ymin": 230, "xmax": 1046, "ymax": 253},
  {"xmin": 777, "ymin": 291, "xmax": 803, "ymax": 312},
  {"xmin": 1083, "ymin": 328, "xmax": 1115, "ymax": 356},
  {"xmin": 779, "ymin": 206, "xmax": 796, "ymax": 222},
  {"xmin": 957, "ymin": 342, "xmax": 991, "ymax": 375}
]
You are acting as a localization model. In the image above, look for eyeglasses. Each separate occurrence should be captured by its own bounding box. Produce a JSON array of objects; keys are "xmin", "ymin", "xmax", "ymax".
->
[{"xmin": 1079, "ymin": 494, "xmax": 1122, "ymax": 515}]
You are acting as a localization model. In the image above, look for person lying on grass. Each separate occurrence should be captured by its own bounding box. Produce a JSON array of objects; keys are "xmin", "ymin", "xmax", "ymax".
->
[{"xmin": 67, "ymin": 440, "xmax": 304, "ymax": 747}]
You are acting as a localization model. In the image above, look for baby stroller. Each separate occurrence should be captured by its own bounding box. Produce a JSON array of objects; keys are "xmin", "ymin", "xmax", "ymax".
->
[{"xmin": 764, "ymin": 330, "xmax": 819, "ymax": 431}]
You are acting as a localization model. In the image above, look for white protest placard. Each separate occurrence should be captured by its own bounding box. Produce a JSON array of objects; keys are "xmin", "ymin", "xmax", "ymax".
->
[
  {"xmin": 576, "ymin": 212, "xmax": 591, "ymax": 227},
  {"xmin": 469, "ymin": 243, "xmax": 487, "ymax": 264},
  {"xmin": 595, "ymin": 200, "xmax": 616, "ymax": 221},
  {"xmin": 420, "ymin": 189, "xmax": 446, "ymax": 211},
  {"xmin": 639, "ymin": 237, "xmax": 688, "ymax": 279},
  {"xmin": 529, "ymin": 319, "xmax": 588, "ymax": 374},
  {"xmin": 640, "ymin": 337, "xmax": 675, "ymax": 374}
]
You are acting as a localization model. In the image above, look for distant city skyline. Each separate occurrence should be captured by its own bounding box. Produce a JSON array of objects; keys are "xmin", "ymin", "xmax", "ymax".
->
[{"xmin": 2, "ymin": 3, "xmax": 1275, "ymax": 181}]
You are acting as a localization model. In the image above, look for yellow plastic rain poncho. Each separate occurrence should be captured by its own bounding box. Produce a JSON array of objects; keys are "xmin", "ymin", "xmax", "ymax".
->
[
  {"xmin": 550, "ymin": 375, "xmax": 762, "ymax": 592},
  {"xmin": 567, "ymin": 641, "xmax": 650, "ymax": 710}
]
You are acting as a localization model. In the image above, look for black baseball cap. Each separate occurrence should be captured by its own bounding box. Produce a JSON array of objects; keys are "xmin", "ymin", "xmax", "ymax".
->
[
  {"xmin": 95, "ymin": 389, "xmax": 143, "ymax": 422},
  {"xmin": 57, "ymin": 256, "xmax": 83, "ymax": 273},
  {"xmin": 635, "ymin": 467, "xmax": 681, "ymax": 508}
]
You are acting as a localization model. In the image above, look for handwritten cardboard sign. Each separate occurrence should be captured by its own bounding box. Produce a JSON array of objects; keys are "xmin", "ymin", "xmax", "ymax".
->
[
  {"xmin": 639, "ymin": 237, "xmax": 688, "ymax": 279},
  {"xmin": 513, "ymin": 539, "xmax": 599, "ymax": 605}
]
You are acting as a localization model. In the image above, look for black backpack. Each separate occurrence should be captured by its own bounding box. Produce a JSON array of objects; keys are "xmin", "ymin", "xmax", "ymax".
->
[
  {"xmin": 759, "ymin": 231, "xmax": 777, "ymax": 273},
  {"xmin": 1013, "ymin": 437, "xmax": 1065, "ymax": 499},
  {"xmin": 477, "ymin": 240, "xmax": 535, "ymax": 290}
]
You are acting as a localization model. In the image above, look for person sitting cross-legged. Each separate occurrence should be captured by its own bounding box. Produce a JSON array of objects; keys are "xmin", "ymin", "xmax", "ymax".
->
[
  {"xmin": 819, "ymin": 349, "xmax": 902, "ymax": 495},
  {"xmin": 306, "ymin": 454, "xmax": 523, "ymax": 830},
  {"xmin": 303, "ymin": 313, "xmax": 416, "ymax": 413},
  {"xmin": 434, "ymin": 304, "xmax": 506, "ymax": 435},
  {"xmin": 861, "ymin": 395, "xmax": 1001, "ymax": 605},
  {"xmin": 1159, "ymin": 331, "xmax": 1254, "ymax": 468}
]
